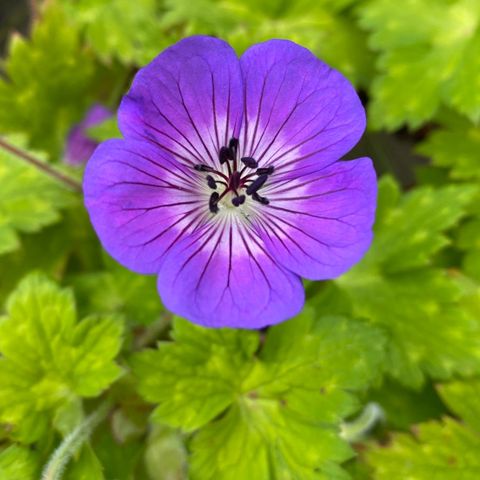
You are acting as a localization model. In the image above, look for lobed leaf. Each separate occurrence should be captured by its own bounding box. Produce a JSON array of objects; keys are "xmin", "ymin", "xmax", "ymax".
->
[
  {"xmin": 0, "ymin": 445, "xmax": 40, "ymax": 480},
  {"xmin": 366, "ymin": 379, "xmax": 480, "ymax": 479},
  {"xmin": 0, "ymin": 144, "xmax": 73, "ymax": 257},
  {"xmin": 0, "ymin": 7, "xmax": 95, "ymax": 158},
  {"xmin": 133, "ymin": 308, "xmax": 385, "ymax": 478},
  {"xmin": 329, "ymin": 177, "xmax": 480, "ymax": 387},
  {"xmin": 0, "ymin": 274, "xmax": 124, "ymax": 443},
  {"xmin": 360, "ymin": 0, "xmax": 480, "ymax": 128},
  {"xmin": 63, "ymin": 0, "xmax": 167, "ymax": 65}
]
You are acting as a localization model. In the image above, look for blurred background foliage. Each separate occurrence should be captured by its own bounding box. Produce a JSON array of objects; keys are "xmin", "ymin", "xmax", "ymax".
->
[{"xmin": 0, "ymin": 0, "xmax": 479, "ymax": 479}]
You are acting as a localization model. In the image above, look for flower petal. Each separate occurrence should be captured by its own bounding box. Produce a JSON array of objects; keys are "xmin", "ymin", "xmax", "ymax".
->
[
  {"xmin": 256, "ymin": 157, "xmax": 377, "ymax": 280},
  {"xmin": 156, "ymin": 217, "xmax": 305, "ymax": 329},
  {"xmin": 84, "ymin": 139, "xmax": 208, "ymax": 274},
  {"xmin": 65, "ymin": 104, "xmax": 112, "ymax": 165},
  {"xmin": 239, "ymin": 39, "xmax": 365, "ymax": 180},
  {"xmin": 119, "ymin": 36, "xmax": 243, "ymax": 168}
]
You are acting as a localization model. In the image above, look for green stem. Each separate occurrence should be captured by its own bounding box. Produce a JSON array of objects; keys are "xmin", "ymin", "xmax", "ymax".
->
[
  {"xmin": 340, "ymin": 402, "xmax": 384, "ymax": 443},
  {"xmin": 41, "ymin": 401, "xmax": 111, "ymax": 480},
  {"xmin": 0, "ymin": 137, "xmax": 82, "ymax": 193}
]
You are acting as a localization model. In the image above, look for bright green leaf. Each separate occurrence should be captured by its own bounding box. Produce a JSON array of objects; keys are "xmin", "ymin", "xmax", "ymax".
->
[
  {"xmin": 160, "ymin": 0, "xmax": 374, "ymax": 87},
  {"xmin": 366, "ymin": 418, "xmax": 480, "ymax": 479},
  {"xmin": 0, "ymin": 144, "xmax": 73, "ymax": 257},
  {"xmin": 64, "ymin": 0, "xmax": 167, "ymax": 65},
  {"xmin": 86, "ymin": 118, "xmax": 121, "ymax": 143},
  {"xmin": 438, "ymin": 379, "xmax": 480, "ymax": 432},
  {"xmin": 0, "ymin": 274, "xmax": 124, "ymax": 443},
  {"xmin": 0, "ymin": 7, "xmax": 95, "ymax": 158},
  {"xmin": 0, "ymin": 445, "xmax": 41, "ymax": 480},
  {"xmin": 71, "ymin": 257, "xmax": 162, "ymax": 326},
  {"xmin": 133, "ymin": 318, "xmax": 259, "ymax": 431},
  {"xmin": 329, "ymin": 177, "xmax": 480, "ymax": 387},
  {"xmin": 133, "ymin": 309, "xmax": 385, "ymax": 478},
  {"xmin": 360, "ymin": 0, "xmax": 480, "ymax": 128},
  {"xmin": 367, "ymin": 379, "xmax": 480, "ymax": 479},
  {"xmin": 418, "ymin": 123, "xmax": 480, "ymax": 181},
  {"xmin": 455, "ymin": 217, "xmax": 480, "ymax": 282}
]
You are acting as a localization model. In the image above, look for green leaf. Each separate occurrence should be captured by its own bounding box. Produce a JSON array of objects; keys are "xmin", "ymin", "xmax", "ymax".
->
[
  {"xmin": 0, "ymin": 274, "xmax": 124, "ymax": 443},
  {"xmin": 366, "ymin": 379, "xmax": 480, "ymax": 479},
  {"xmin": 86, "ymin": 118, "xmax": 121, "ymax": 143},
  {"xmin": 71, "ymin": 257, "xmax": 163, "ymax": 326},
  {"xmin": 64, "ymin": 0, "xmax": 167, "ymax": 65},
  {"xmin": 438, "ymin": 379, "xmax": 480, "ymax": 432},
  {"xmin": 0, "ymin": 7, "xmax": 95, "ymax": 158},
  {"xmin": 144, "ymin": 426, "xmax": 188, "ymax": 480},
  {"xmin": 418, "ymin": 123, "xmax": 480, "ymax": 181},
  {"xmin": 366, "ymin": 417, "xmax": 480, "ymax": 479},
  {"xmin": 361, "ymin": 179, "xmax": 476, "ymax": 273},
  {"xmin": 0, "ymin": 445, "xmax": 41, "ymax": 480},
  {"xmin": 455, "ymin": 217, "xmax": 480, "ymax": 282},
  {"xmin": 368, "ymin": 379, "xmax": 446, "ymax": 430},
  {"xmin": 160, "ymin": 0, "xmax": 374, "ymax": 87},
  {"xmin": 93, "ymin": 427, "xmax": 145, "ymax": 480},
  {"xmin": 133, "ymin": 309, "xmax": 385, "ymax": 478},
  {"xmin": 0, "ymin": 141, "xmax": 73, "ymax": 257},
  {"xmin": 360, "ymin": 0, "xmax": 480, "ymax": 128},
  {"xmin": 64, "ymin": 444, "xmax": 105, "ymax": 480},
  {"xmin": 133, "ymin": 318, "xmax": 259, "ymax": 431},
  {"xmin": 330, "ymin": 177, "xmax": 480, "ymax": 387}
]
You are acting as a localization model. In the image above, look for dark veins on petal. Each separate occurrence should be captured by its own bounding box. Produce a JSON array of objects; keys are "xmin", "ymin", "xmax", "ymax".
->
[{"xmin": 194, "ymin": 137, "xmax": 275, "ymax": 213}]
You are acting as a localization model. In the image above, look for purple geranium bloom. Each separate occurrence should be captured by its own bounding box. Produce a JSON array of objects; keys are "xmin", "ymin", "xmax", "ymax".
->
[
  {"xmin": 65, "ymin": 104, "xmax": 112, "ymax": 165},
  {"xmin": 84, "ymin": 36, "xmax": 376, "ymax": 329}
]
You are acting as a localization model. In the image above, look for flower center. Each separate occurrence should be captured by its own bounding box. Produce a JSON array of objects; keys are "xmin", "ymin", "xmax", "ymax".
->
[{"xmin": 194, "ymin": 137, "xmax": 274, "ymax": 214}]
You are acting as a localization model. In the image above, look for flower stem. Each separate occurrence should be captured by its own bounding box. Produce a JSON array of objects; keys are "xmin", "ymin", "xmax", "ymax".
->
[
  {"xmin": 340, "ymin": 402, "xmax": 384, "ymax": 442},
  {"xmin": 41, "ymin": 400, "xmax": 111, "ymax": 480},
  {"xmin": 0, "ymin": 137, "xmax": 82, "ymax": 193}
]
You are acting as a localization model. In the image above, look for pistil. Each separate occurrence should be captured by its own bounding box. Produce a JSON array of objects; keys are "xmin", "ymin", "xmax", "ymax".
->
[{"xmin": 194, "ymin": 137, "xmax": 274, "ymax": 213}]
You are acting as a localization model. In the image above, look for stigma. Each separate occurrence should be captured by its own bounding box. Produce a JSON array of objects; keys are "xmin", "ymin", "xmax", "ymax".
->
[{"xmin": 194, "ymin": 137, "xmax": 274, "ymax": 214}]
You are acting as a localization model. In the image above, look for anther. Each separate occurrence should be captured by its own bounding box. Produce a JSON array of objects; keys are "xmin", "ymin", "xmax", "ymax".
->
[
  {"xmin": 252, "ymin": 192, "xmax": 269, "ymax": 205},
  {"xmin": 219, "ymin": 146, "xmax": 232, "ymax": 164},
  {"xmin": 209, "ymin": 192, "xmax": 220, "ymax": 213},
  {"xmin": 194, "ymin": 164, "xmax": 213, "ymax": 172},
  {"xmin": 232, "ymin": 195, "xmax": 246, "ymax": 207},
  {"xmin": 246, "ymin": 174, "xmax": 268, "ymax": 195},
  {"xmin": 206, "ymin": 175, "xmax": 217, "ymax": 190},
  {"xmin": 241, "ymin": 157, "xmax": 258, "ymax": 169},
  {"xmin": 229, "ymin": 138, "xmax": 239, "ymax": 157},
  {"xmin": 256, "ymin": 166, "xmax": 274, "ymax": 175}
]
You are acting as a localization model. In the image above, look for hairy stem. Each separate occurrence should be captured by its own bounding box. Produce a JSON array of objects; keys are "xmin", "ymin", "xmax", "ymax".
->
[
  {"xmin": 41, "ymin": 400, "xmax": 111, "ymax": 480},
  {"xmin": 340, "ymin": 403, "xmax": 384, "ymax": 442},
  {"xmin": 0, "ymin": 137, "xmax": 82, "ymax": 193}
]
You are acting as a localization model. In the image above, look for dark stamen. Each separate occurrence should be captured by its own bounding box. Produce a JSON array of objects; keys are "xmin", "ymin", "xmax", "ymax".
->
[
  {"xmin": 256, "ymin": 166, "xmax": 274, "ymax": 175},
  {"xmin": 194, "ymin": 164, "xmax": 213, "ymax": 172},
  {"xmin": 241, "ymin": 157, "xmax": 258, "ymax": 169},
  {"xmin": 246, "ymin": 174, "xmax": 268, "ymax": 195},
  {"xmin": 195, "ymin": 138, "xmax": 272, "ymax": 212},
  {"xmin": 252, "ymin": 192, "xmax": 269, "ymax": 205},
  {"xmin": 229, "ymin": 138, "xmax": 239, "ymax": 155},
  {"xmin": 232, "ymin": 195, "xmax": 246, "ymax": 207},
  {"xmin": 219, "ymin": 146, "xmax": 232, "ymax": 164},
  {"xmin": 209, "ymin": 192, "xmax": 220, "ymax": 213},
  {"xmin": 206, "ymin": 175, "xmax": 217, "ymax": 190}
]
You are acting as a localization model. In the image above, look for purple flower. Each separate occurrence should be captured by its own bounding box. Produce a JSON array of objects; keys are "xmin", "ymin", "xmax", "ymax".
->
[
  {"xmin": 65, "ymin": 104, "xmax": 112, "ymax": 165},
  {"xmin": 84, "ymin": 36, "xmax": 376, "ymax": 329}
]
